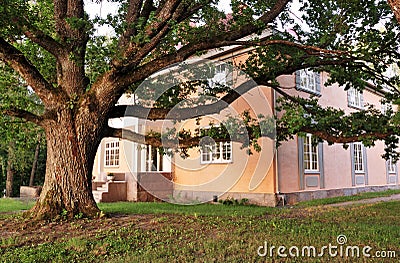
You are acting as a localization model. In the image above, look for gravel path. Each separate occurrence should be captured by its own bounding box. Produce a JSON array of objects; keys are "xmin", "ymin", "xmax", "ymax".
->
[{"xmin": 326, "ymin": 193, "xmax": 400, "ymax": 207}]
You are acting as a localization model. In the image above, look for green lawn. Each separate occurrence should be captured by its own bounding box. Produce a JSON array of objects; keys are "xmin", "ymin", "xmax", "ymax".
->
[
  {"xmin": 1, "ymin": 194, "xmax": 400, "ymax": 262},
  {"xmin": 98, "ymin": 201, "xmax": 276, "ymax": 217},
  {"xmin": 0, "ymin": 198, "xmax": 35, "ymax": 213}
]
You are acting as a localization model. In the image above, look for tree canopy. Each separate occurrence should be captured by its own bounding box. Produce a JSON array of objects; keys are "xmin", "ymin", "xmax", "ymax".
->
[{"xmin": 0, "ymin": 0, "xmax": 399, "ymax": 219}]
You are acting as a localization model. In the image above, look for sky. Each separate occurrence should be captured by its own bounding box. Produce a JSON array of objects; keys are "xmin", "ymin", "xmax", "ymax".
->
[{"xmin": 83, "ymin": 0, "xmax": 304, "ymax": 36}]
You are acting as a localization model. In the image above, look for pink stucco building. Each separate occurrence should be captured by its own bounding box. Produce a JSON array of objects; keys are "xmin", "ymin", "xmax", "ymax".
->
[{"xmin": 92, "ymin": 49, "xmax": 398, "ymax": 205}]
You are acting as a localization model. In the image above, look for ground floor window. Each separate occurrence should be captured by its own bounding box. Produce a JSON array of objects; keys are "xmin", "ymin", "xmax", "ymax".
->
[
  {"xmin": 201, "ymin": 141, "xmax": 232, "ymax": 164},
  {"xmin": 303, "ymin": 134, "xmax": 319, "ymax": 172},
  {"xmin": 387, "ymin": 157, "xmax": 397, "ymax": 174},
  {"xmin": 146, "ymin": 145, "xmax": 164, "ymax": 171},
  {"xmin": 105, "ymin": 140, "xmax": 120, "ymax": 167},
  {"xmin": 353, "ymin": 142, "xmax": 365, "ymax": 173}
]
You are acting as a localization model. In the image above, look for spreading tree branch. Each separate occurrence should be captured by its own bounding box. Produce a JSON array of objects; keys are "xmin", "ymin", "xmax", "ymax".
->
[
  {"xmin": 108, "ymin": 0, "xmax": 290, "ymax": 91},
  {"xmin": 23, "ymin": 28, "xmax": 64, "ymax": 60},
  {"xmin": 0, "ymin": 37, "xmax": 59, "ymax": 106},
  {"xmin": 118, "ymin": 0, "xmax": 144, "ymax": 48},
  {"xmin": 107, "ymin": 127, "xmax": 201, "ymax": 148},
  {"xmin": 108, "ymin": 52, "xmax": 357, "ymax": 121},
  {"xmin": 2, "ymin": 107, "xmax": 43, "ymax": 125},
  {"xmin": 299, "ymin": 127, "xmax": 395, "ymax": 144},
  {"xmin": 109, "ymin": 79, "xmax": 258, "ymax": 120}
]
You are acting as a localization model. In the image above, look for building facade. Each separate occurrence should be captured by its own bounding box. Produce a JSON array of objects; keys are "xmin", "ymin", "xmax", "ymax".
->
[{"xmin": 92, "ymin": 50, "xmax": 399, "ymax": 205}]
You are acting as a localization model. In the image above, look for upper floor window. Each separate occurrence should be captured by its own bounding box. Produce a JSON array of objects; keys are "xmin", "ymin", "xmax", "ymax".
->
[
  {"xmin": 201, "ymin": 141, "xmax": 232, "ymax": 164},
  {"xmin": 296, "ymin": 69, "xmax": 321, "ymax": 95},
  {"xmin": 303, "ymin": 134, "xmax": 319, "ymax": 172},
  {"xmin": 208, "ymin": 63, "xmax": 232, "ymax": 89},
  {"xmin": 352, "ymin": 142, "xmax": 365, "ymax": 173},
  {"xmin": 381, "ymin": 102, "xmax": 393, "ymax": 115},
  {"xmin": 105, "ymin": 140, "xmax": 120, "ymax": 167},
  {"xmin": 347, "ymin": 88, "xmax": 364, "ymax": 109}
]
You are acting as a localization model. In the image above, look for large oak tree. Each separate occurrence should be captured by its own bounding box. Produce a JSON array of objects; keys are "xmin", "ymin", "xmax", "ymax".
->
[{"xmin": 0, "ymin": 0, "xmax": 399, "ymax": 219}]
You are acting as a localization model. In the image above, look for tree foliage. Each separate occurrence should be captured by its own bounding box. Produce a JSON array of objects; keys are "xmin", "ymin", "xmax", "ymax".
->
[{"xmin": 0, "ymin": 65, "xmax": 46, "ymax": 196}]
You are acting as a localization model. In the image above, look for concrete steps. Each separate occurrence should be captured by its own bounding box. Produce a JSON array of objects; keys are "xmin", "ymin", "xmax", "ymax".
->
[
  {"xmin": 93, "ymin": 182, "xmax": 108, "ymax": 203},
  {"xmin": 92, "ymin": 181, "xmax": 128, "ymax": 203}
]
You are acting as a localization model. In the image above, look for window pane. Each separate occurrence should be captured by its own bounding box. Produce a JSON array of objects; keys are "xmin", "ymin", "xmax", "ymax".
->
[
  {"xmin": 389, "ymin": 158, "xmax": 395, "ymax": 173},
  {"xmin": 105, "ymin": 141, "xmax": 120, "ymax": 167},
  {"xmin": 213, "ymin": 143, "xmax": 220, "ymax": 160},
  {"xmin": 200, "ymin": 127, "xmax": 232, "ymax": 164},
  {"xmin": 303, "ymin": 134, "xmax": 319, "ymax": 172},
  {"xmin": 299, "ymin": 69, "xmax": 317, "ymax": 92},
  {"xmin": 222, "ymin": 142, "xmax": 232, "ymax": 161},
  {"xmin": 353, "ymin": 143, "xmax": 364, "ymax": 172}
]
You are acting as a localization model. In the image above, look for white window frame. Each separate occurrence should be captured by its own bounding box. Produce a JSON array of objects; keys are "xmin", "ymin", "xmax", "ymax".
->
[
  {"xmin": 145, "ymin": 145, "xmax": 164, "ymax": 172},
  {"xmin": 381, "ymin": 102, "xmax": 392, "ymax": 115},
  {"xmin": 347, "ymin": 88, "xmax": 363, "ymax": 109},
  {"xmin": 387, "ymin": 157, "xmax": 396, "ymax": 174},
  {"xmin": 208, "ymin": 63, "xmax": 232, "ymax": 89},
  {"xmin": 298, "ymin": 69, "xmax": 318, "ymax": 93},
  {"xmin": 105, "ymin": 140, "xmax": 120, "ymax": 167},
  {"xmin": 353, "ymin": 142, "xmax": 365, "ymax": 173},
  {"xmin": 303, "ymin": 134, "xmax": 319, "ymax": 172},
  {"xmin": 201, "ymin": 141, "xmax": 232, "ymax": 164}
]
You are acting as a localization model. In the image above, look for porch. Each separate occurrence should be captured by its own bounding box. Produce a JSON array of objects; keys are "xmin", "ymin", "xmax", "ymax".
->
[{"xmin": 92, "ymin": 172, "xmax": 173, "ymax": 203}]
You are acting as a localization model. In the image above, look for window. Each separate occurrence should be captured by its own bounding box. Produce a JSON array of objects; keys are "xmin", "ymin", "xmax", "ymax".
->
[
  {"xmin": 353, "ymin": 142, "xmax": 365, "ymax": 173},
  {"xmin": 145, "ymin": 145, "xmax": 164, "ymax": 172},
  {"xmin": 105, "ymin": 140, "xmax": 120, "ymax": 167},
  {"xmin": 201, "ymin": 141, "xmax": 232, "ymax": 164},
  {"xmin": 208, "ymin": 63, "xmax": 232, "ymax": 88},
  {"xmin": 387, "ymin": 157, "xmax": 396, "ymax": 174},
  {"xmin": 296, "ymin": 69, "xmax": 321, "ymax": 94},
  {"xmin": 347, "ymin": 88, "xmax": 364, "ymax": 109},
  {"xmin": 381, "ymin": 102, "xmax": 392, "ymax": 115},
  {"xmin": 303, "ymin": 134, "xmax": 319, "ymax": 172}
]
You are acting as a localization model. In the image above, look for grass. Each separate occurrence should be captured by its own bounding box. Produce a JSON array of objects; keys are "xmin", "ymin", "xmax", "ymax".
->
[
  {"xmin": 1, "ymin": 195, "xmax": 400, "ymax": 262},
  {"xmin": 1, "ymin": 189, "xmax": 398, "ymax": 214},
  {"xmin": 0, "ymin": 198, "xmax": 35, "ymax": 213},
  {"xmin": 98, "ymin": 201, "xmax": 276, "ymax": 217}
]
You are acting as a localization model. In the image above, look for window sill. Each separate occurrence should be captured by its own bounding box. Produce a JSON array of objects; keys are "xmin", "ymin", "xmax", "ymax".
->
[
  {"xmin": 304, "ymin": 170, "xmax": 320, "ymax": 174},
  {"xmin": 201, "ymin": 160, "xmax": 233, "ymax": 165},
  {"xmin": 296, "ymin": 87, "xmax": 321, "ymax": 97},
  {"xmin": 348, "ymin": 104, "xmax": 364, "ymax": 110}
]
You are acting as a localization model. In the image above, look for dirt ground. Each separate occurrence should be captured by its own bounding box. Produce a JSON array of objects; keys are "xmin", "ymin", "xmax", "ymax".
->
[{"xmin": 0, "ymin": 213, "xmax": 161, "ymax": 247}]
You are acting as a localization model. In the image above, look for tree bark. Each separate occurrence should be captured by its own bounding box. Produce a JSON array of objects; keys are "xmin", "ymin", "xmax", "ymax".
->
[
  {"xmin": 28, "ymin": 110, "xmax": 102, "ymax": 220},
  {"xmin": 29, "ymin": 134, "xmax": 41, "ymax": 187},
  {"xmin": 5, "ymin": 142, "xmax": 14, "ymax": 197},
  {"xmin": 388, "ymin": 0, "xmax": 400, "ymax": 24}
]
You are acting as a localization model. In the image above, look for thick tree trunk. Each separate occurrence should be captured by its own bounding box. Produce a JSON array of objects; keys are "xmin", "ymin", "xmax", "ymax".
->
[
  {"xmin": 388, "ymin": 0, "xmax": 400, "ymax": 24},
  {"xmin": 5, "ymin": 155, "xmax": 14, "ymax": 197},
  {"xmin": 29, "ymin": 111, "xmax": 102, "ymax": 220},
  {"xmin": 29, "ymin": 134, "xmax": 41, "ymax": 187},
  {"xmin": 5, "ymin": 141, "xmax": 15, "ymax": 197}
]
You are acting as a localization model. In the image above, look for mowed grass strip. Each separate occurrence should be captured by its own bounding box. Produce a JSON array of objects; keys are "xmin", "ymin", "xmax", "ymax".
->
[{"xmin": 0, "ymin": 198, "xmax": 35, "ymax": 213}]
